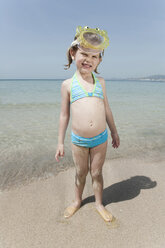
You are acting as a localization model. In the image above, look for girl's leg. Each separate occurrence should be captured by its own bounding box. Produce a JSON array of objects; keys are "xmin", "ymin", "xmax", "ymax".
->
[
  {"xmin": 89, "ymin": 141, "xmax": 113, "ymax": 222},
  {"xmin": 64, "ymin": 143, "xmax": 89, "ymax": 218}
]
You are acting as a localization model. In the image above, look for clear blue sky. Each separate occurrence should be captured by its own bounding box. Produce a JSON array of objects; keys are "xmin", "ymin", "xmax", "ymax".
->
[{"xmin": 0, "ymin": 0, "xmax": 165, "ymax": 79}]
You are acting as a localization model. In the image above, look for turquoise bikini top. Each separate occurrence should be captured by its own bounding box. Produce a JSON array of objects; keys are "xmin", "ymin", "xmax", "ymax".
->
[{"xmin": 70, "ymin": 72, "xmax": 104, "ymax": 104}]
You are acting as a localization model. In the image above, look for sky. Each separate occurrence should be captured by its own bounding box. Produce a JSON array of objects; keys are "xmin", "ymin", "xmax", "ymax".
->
[{"xmin": 0, "ymin": 0, "xmax": 165, "ymax": 79}]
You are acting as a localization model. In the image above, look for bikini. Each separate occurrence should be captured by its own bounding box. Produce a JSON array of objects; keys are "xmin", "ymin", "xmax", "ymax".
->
[{"xmin": 70, "ymin": 72, "xmax": 108, "ymax": 148}]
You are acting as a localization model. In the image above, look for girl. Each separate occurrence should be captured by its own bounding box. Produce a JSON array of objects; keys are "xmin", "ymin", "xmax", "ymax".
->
[{"xmin": 55, "ymin": 26, "xmax": 120, "ymax": 222}]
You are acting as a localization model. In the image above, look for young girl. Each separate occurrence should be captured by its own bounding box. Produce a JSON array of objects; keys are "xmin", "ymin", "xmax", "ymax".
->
[{"xmin": 55, "ymin": 26, "xmax": 120, "ymax": 222}]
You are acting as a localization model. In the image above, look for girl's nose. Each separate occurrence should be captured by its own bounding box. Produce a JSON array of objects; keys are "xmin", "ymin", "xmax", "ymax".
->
[{"xmin": 85, "ymin": 57, "xmax": 92, "ymax": 63}]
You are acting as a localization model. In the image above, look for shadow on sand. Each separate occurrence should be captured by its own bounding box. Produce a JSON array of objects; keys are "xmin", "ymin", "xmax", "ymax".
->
[{"xmin": 82, "ymin": 175, "xmax": 157, "ymax": 207}]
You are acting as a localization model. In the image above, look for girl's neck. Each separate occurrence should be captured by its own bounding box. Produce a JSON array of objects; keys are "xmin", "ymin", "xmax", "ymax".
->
[{"xmin": 76, "ymin": 70, "xmax": 93, "ymax": 83}]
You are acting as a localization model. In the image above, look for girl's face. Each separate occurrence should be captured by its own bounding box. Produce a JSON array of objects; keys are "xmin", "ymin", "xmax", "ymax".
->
[{"xmin": 71, "ymin": 47, "xmax": 102, "ymax": 74}]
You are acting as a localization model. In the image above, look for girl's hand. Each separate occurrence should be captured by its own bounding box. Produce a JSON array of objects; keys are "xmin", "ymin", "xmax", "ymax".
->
[
  {"xmin": 111, "ymin": 132, "xmax": 120, "ymax": 148},
  {"xmin": 55, "ymin": 144, "xmax": 65, "ymax": 162}
]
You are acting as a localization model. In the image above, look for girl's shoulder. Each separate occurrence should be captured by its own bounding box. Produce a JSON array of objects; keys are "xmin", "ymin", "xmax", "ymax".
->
[
  {"xmin": 96, "ymin": 76, "xmax": 106, "ymax": 88},
  {"xmin": 61, "ymin": 77, "xmax": 72, "ymax": 95}
]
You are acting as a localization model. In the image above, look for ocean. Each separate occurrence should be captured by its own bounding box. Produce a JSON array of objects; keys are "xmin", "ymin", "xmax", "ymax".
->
[{"xmin": 0, "ymin": 78, "xmax": 165, "ymax": 191}]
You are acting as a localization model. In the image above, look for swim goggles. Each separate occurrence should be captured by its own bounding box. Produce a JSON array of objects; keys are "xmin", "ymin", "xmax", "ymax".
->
[{"xmin": 71, "ymin": 26, "xmax": 109, "ymax": 51}]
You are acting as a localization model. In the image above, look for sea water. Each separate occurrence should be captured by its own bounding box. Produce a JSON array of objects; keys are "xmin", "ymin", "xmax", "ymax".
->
[{"xmin": 0, "ymin": 78, "xmax": 165, "ymax": 190}]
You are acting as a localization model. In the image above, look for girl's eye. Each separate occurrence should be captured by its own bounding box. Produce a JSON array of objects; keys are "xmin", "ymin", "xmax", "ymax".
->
[{"xmin": 82, "ymin": 53, "xmax": 87, "ymax": 56}]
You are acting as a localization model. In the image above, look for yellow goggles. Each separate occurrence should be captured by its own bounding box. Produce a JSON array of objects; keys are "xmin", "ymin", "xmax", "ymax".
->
[{"xmin": 71, "ymin": 26, "xmax": 109, "ymax": 51}]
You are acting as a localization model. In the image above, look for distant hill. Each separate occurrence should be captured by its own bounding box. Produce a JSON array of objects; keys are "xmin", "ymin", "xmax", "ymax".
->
[
  {"xmin": 138, "ymin": 75, "xmax": 165, "ymax": 81},
  {"xmin": 108, "ymin": 75, "xmax": 165, "ymax": 82}
]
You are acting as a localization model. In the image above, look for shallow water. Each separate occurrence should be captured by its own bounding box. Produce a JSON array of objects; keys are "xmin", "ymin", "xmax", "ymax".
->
[{"xmin": 0, "ymin": 78, "xmax": 165, "ymax": 190}]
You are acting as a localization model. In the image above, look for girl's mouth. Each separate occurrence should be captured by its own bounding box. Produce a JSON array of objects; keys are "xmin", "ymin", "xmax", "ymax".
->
[{"xmin": 82, "ymin": 63, "xmax": 92, "ymax": 68}]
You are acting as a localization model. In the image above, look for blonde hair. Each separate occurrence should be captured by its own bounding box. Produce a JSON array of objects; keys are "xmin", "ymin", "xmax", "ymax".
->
[{"xmin": 64, "ymin": 38, "xmax": 103, "ymax": 74}]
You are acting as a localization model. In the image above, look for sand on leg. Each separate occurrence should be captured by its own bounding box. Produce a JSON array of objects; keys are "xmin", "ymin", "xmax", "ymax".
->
[
  {"xmin": 64, "ymin": 143, "xmax": 89, "ymax": 218},
  {"xmin": 89, "ymin": 140, "xmax": 114, "ymax": 222}
]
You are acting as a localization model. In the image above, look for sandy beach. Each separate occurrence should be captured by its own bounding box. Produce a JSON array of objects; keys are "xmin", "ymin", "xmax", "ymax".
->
[{"xmin": 0, "ymin": 158, "xmax": 164, "ymax": 248}]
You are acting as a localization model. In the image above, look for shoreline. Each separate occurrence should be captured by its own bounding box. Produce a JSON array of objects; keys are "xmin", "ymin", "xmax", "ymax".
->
[{"xmin": 0, "ymin": 155, "xmax": 164, "ymax": 193}]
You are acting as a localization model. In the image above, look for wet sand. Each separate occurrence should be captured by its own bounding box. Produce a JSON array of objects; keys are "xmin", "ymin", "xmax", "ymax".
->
[{"xmin": 0, "ymin": 158, "xmax": 164, "ymax": 248}]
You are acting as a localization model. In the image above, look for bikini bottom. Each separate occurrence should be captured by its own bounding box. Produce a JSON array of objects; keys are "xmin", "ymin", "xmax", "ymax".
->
[{"xmin": 71, "ymin": 128, "xmax": 108, "ymax": 148}]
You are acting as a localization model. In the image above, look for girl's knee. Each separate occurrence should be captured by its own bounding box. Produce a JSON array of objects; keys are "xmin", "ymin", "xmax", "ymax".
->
[
  {"xmin": 75, "ymin": 173, "xmax": 86, "ymax": 187},
  {"xmin": 75, "ymin": 167, "xmax": 88, "ymax": 185},
  {"xmin": 76, "ymin": 166, "xmax": 88, "ymax": 177},
  {"xmin": 90, "ymin": 168, "xmax": 102, "ymax": 180}
]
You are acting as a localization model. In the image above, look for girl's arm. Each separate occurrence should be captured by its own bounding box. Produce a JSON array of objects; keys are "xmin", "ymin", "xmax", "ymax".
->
[
  {"xmin": 55, "ymin": 80, "xmax": 70, "ymax": 162},
  {"xmin": 100, "ymin": 77, "xmax": 120, "ymax": 148},
  {"xmin": 57, "ymin": 80, "xmax": 70, "ymax": 145}
]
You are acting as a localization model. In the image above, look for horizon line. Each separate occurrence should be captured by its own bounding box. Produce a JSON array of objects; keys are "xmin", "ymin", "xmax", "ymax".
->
[
  {"xmin": 0, "ymin": 78, "xmax": 165, "ymax": 82},
  {"xmin": 0, "ymin": 74, "xmax": 165, "ymax": 81}
]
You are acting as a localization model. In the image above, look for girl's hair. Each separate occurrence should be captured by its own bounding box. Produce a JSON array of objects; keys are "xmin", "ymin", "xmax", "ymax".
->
[{"xmin": 64, "ymin": 37, "xmax": 104, "ymax": 74}]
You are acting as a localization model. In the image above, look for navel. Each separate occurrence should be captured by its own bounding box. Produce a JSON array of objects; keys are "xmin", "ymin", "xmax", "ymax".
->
[{"xmin": 90, "ymin": 120, "xmax": 93, "ymax": 127}]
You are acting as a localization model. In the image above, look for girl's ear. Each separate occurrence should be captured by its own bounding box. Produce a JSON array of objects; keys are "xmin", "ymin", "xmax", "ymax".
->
[{"xmin": 70, "ymin": 48, "xmax": 75, "ymax": 60}]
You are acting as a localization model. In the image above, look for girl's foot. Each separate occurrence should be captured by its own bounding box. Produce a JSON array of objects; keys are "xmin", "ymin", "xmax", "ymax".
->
[
  {"xmin": 64, "ymin": 201, "xmax": 81, "ymax": 218},
  {"xmin": 95, "ymin": 204, "xmax": 114, "ymax": 222}
]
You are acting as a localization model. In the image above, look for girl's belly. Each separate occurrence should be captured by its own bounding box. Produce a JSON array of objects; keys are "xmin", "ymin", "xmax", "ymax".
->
[{"xmin": 71, "ymin": 97, "xmax": 106, "ymax": 138}]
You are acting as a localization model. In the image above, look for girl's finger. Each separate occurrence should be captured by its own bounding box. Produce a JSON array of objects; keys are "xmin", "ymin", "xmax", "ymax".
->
[
  {"xmin": 55, "ymin": 156, "xmax": 59, "ymax": 162},
  {"xmin": 55, "ymin": 152, "xmax": 59, "ymax": 162},
  {"xmin": 60, "ymin": 151, "xmax": 64, "ymax": 156},
  {"xmin": 55, "ymin": 157, "xmax": 59, "ymax": 162}
]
